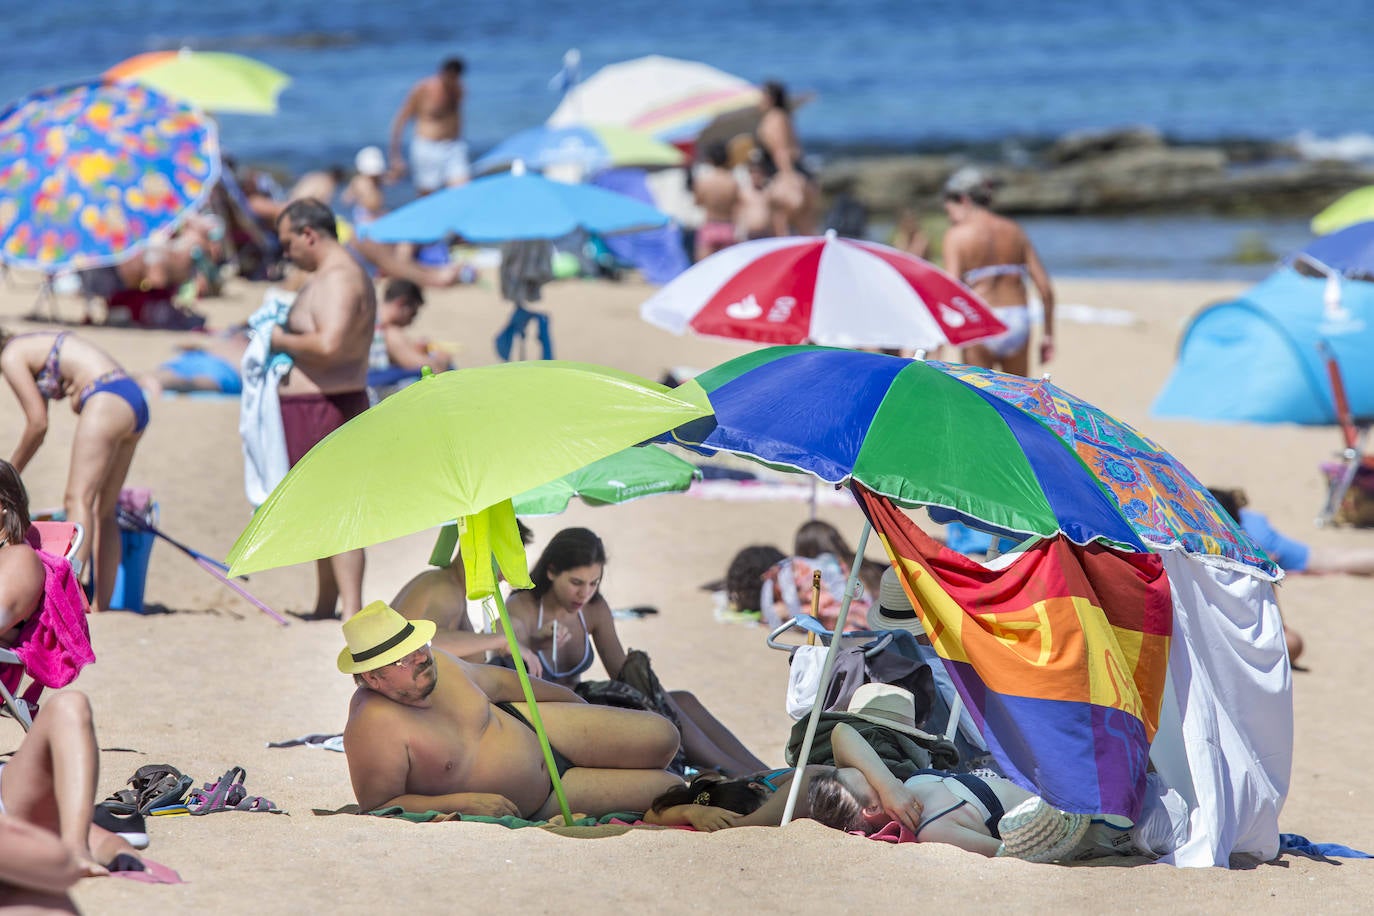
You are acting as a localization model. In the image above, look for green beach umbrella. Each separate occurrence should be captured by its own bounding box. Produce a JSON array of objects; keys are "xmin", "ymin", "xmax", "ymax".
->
[
  {"xmin": 226, "ymin": 362, "xmax": 710, "ymax": 823},
  {"xmin": 105, "ymin": 49, "xmax": 290, "ymax": 116},
  {"xmin": 511, "ymin": 445, "xmax": 700, "ymax": 516},
  {"xmin": 1312, "ymin": 185, "xmax": 1374, "ymax": 236}
]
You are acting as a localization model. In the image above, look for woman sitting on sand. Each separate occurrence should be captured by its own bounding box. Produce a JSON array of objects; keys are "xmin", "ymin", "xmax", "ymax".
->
[
  {"xmin": 503, "ymin": 527, "xmax": 767, "ymax": 777},
  {"xmin": 645, "ymin": 721, "xmax": 1182, "ymax": 863},
  {"xmin": 0, "ymin": 330, "xmax": 148, "ymax": 612}
]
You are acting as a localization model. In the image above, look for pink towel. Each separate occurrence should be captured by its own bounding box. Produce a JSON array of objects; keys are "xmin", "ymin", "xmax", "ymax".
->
[
  {"xmin": 861, "ymin": 819, "xmax": 919, "ymax": 844},
  {"xmin": 2, "ymin": 537, "xmax": 95, "ymax": 703}
]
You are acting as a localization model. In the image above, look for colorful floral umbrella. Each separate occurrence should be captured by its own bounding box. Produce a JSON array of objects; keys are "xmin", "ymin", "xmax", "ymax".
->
[
  {"xmin": 105, "ymin": 49, "xmax": 290, "ymax": 116},
  {"xmin": 665, "ymin": 345, "xmax": 1278, "ymax": 578},
  {"xmin": 0, "ymin": 80, "xmax": 219, "ymax": 272},
  {"xmin": 640, "ymin": 232, "xmax": 1007, "ymax": 351},
  {"xmin": 512, "ymin": 445, "xmax": 700, "ymax": 516},
  {"xmin": 473, "ymin": 124, "xmax": 685, "ymax": 177}
]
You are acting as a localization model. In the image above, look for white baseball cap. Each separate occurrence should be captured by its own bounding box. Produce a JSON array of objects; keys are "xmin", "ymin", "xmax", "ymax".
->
[{"xmin": 355, "ymin": 146, "xmax": 387, "ymax": 177}]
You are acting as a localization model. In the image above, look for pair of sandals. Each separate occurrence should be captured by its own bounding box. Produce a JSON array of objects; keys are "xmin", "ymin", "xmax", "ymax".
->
[
  {"xmin": 101, "ymin": 764, "xmax": 281, "ymax": 816},
  {"xmin": 185, "ymin": 766, "xmax": 282, "ymax": 815},
  {"xmin": 100, "ymin": 764, "xmax": 195, "ymax": 816}
]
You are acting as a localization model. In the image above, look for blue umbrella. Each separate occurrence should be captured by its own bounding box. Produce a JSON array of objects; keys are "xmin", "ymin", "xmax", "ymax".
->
[
  {"xmin": 1291, "ymin": 221, "xmax": 1374, "ymax": 278},
  {"xmin": 471, "ymin": 124, "xmax": 684, "ymax": 177},
  {"xmin": 0, "ymin": 80, "xmax": 220, "ymax": 271},
  {"xmin": 359, "ymin": 164, "xmax": 670, "ymax": 244}
]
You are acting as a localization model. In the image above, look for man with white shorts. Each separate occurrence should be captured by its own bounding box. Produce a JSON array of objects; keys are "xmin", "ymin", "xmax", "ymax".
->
[{"xmin": 389, "ymin": 57, "xmax": 471, "ymax": 195}]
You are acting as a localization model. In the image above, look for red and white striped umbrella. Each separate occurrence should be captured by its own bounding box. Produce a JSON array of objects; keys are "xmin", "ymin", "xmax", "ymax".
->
[{"xmin": 641, "ymin": 232, "xmax": 1007, "ymax": 349}]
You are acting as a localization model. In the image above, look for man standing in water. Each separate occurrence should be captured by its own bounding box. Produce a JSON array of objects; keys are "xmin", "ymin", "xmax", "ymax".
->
[
  {"xmin": 388, "ymin": 57, "xmax": 469, "ymax": 195},
  {"xmin": 941, "ymin": 168, "xmax": 1056, "ymax": 377},
  {"xmin": 272, "ymin": 198, "xmax": 376, "ymax": 620}
]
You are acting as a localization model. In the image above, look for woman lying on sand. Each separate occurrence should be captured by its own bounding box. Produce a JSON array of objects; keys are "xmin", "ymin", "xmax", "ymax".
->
[
  {"xmin": 504, "ymin": 527, "xmax": 767, "ymax": 777},
  {"xmin": 645, "ymin": 721, "xmax": 1183, "ymax": 862}
]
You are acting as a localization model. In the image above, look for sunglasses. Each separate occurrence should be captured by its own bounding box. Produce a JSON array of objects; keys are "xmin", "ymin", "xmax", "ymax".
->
[{"xmin": 386, "ymin": 642, "xmax": 433, "ymax": 670}]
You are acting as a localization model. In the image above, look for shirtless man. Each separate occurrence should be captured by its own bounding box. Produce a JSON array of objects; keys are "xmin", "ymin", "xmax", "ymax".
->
[
  {"xmin": 271, "ymin": 198, "xmax": 377, "ymax": 620},
  {"xmin": 389, "ymin": 58, "xmax": 469, "ymax": 194},
  {"xmin": 693, "ymin": 142, "xmax": 741, "ymax": 262},
  {"xmin": 941, "ymin": 167, "xmax": 1056, "ymax": 378},
  {"xmin": 341, "ymin": 602, "xmax": 683, "ymax": 819}
]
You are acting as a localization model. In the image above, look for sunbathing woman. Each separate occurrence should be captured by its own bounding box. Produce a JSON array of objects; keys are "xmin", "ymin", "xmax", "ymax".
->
[
  {"xmin": 0, "ymin": 329, "xmax": 149, "ymax": 611},
  {"xmin": 504, "ymin": 527, "xmax": 767, "ymax": 777},
  {"xmin": 647, "ymin": 720, "xmax": 1183, "ymax": 862}
]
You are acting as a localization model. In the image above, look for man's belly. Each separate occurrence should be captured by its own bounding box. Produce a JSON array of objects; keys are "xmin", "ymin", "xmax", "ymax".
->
[
  {"xmin": 277, "ymin": 364, "xmax": 368, "ymax": 396},
  {"xmin": 410, "ymin": 713, "xmax": 554, "ymax": 817},
  {"xmin": 415, "ymin": 117, "xmax": 461, "ymax": 142}
]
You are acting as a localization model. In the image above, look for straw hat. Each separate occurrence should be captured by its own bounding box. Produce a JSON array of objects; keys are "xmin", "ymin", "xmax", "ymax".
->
[
  {"xmin": 845, "ymin": 683, "xmax": 937, "ymax": 741},
  {"xmin": 337, "ymin": 601, "xmax": 436, "ymax": 674},
  {"xmin": 867, "ymin": 566, "xmax": 924, "ymax": 636},
  {"xmin": 998, "ymin": 796, "xmax": 1091, "ymax": 863}
]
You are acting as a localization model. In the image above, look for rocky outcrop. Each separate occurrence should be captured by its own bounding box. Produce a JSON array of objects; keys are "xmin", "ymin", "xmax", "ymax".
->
[{"xmin": 818, "ymin": 127, "xmax": 1374, "ymax": 218}]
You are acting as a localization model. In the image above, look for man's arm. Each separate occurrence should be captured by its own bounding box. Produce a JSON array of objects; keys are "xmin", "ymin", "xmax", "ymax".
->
[
  {"xmin": 1023, "ymin": 239, "xmax": 1056, "ymax": 364},
  {"xmin": 388, "ymin": 86, "xmax": 419, "ymax": 175},
  {"xmin": 459, "ymin": 656, "xmax": 584, "ymax": 704},
  {"xmin": 269, "ymin": 272, "xmax": 360, "ymax": 369}
]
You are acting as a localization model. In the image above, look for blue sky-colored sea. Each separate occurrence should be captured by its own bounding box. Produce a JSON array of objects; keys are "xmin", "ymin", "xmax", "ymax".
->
[{"xmin": 6, "ymin": 1, "xmax": 1373, "ymax": 279}]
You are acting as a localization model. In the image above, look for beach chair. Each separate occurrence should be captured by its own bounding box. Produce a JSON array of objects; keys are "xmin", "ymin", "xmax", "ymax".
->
[
  {"xmin": 766, "ymin": 613, "xmax": 987, "ymax": 765},
  {"xmin": 1317, "ymin": 343, "xmax": 1374, "ymax": 526},
  {"xmin": 0, "ymin": 521, "xmax": 85, "ymax": 732}
]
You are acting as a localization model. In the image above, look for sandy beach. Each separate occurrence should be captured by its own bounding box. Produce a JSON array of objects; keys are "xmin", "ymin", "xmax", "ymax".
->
[{"xmin": 2, "ymin": 269, "xmax": 1371, "ymax": 914}]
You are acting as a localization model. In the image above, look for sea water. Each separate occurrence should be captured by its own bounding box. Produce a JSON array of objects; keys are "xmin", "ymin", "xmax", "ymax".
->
[{"xmin": 3, "ymin": 0, "xmax": 1369, "ymax": 279}]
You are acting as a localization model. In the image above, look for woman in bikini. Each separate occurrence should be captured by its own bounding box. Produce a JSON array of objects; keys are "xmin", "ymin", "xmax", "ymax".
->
[
  {"xmin": 941, "ymin": 167, "xmax": 1056, "ymax": 378},
  {"xmin": 0, "ymin": 330, "xmax": 149, "ymax": 612},
  {"xmin": 504, "ymin": 527, "xmax": 767, "ymax": 777},
  {"xmin": 754, "ymin": 80, "xmax": 818, "ymax": 237}
]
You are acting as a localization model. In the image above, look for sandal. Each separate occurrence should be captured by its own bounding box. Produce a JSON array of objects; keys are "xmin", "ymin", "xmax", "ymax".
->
[
  {"xmin": 128, "ymin": 765, "xmax": 195, "ymax": 815},
  {"xmin": 187, "ymin": 767, "xmax": 282, "ymax": 815}
]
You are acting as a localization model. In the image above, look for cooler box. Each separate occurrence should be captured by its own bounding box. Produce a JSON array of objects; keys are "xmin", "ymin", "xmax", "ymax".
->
[{"xmin": 110, "ymin": 500, "xmax": 157, "ymax": 612}]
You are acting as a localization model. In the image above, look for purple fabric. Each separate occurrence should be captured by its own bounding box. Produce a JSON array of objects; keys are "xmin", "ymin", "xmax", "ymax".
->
[{"xmin": 589, "ymin": 168, "xmax": 688, "ymax": 285}]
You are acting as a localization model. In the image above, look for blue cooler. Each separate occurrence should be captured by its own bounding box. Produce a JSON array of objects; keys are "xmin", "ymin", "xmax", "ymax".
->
[{"xmin": 110, "ymin": 503, "xmax": 157, "ymax": 612}]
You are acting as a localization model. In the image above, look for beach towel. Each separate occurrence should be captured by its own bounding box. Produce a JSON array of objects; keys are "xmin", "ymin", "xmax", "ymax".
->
[
  {"xmin": 1148, "ymin": 552, "xmax": 1290, "ymax": 867},
  {"xmin": 856, "ymin": 486, "xmax": 1173, "ymax": 823},
  {"xmin": 239, "ymin": 290, "xmax": 294, "ymax": 506},
  {"xmin": 761, "ymin": 553, "xmax": 870, "ymax": 631},
  {"xmin": 2, "ymin": 535, "xmax": 95, "ymax": 704}
]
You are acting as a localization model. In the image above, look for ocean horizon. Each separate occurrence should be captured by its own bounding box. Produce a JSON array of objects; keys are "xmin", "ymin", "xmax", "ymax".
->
[{"xmin": 3, "ymin": 1, "xmax": 1366, "ymax": 279}]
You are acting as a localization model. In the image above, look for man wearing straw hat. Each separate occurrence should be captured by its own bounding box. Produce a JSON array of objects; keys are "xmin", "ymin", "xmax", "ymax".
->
[{"xmin": 340, "ymin": 601, "xmax": 683, "ymax": 819}]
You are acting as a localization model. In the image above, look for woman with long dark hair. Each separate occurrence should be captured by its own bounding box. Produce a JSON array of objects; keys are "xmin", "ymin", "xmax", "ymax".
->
[{"xmin": 504, "ymin": 528, "xmax": 767, "ymax": 776}]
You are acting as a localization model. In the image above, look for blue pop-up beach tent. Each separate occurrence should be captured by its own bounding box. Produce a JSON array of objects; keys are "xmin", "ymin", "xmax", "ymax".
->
[{"xmin": 1152, "ymin": 268, "xmax": 1374, "ymax": 425}]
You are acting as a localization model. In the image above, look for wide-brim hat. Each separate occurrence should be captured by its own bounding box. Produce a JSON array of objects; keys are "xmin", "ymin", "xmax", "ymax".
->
[
  {"xmin": 845, "ymin": 682, "xmax": 937, "ymax": 741},
  {"xmin": 337, "ymin": 600, "xmax": 436, "ymax": 674},
  {"xmin": 867, "ymin": 566, "xmax": 925, "ymax": 636}
]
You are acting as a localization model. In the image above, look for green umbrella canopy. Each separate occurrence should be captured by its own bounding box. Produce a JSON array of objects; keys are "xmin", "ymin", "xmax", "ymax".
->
[
  {"xmin": 511, "ymin": 445, "xmax": 700, "ymax": 516},
  {"xmin": 106, "ymin": 50, "xmax": 290, "ymax": 116},
  {"xmin": 226, "ymin": 362, "xmax": 711, "ymax": 577},
  {"xmin": 1312, "ymin": 186, "xmax": 1374, "ymax": 236}
]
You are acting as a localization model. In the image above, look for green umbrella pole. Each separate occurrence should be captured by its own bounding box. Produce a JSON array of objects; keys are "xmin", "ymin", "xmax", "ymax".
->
[
  {"xmin": 487, "ymin": 568, "xmax": 574, "ymax": 823},
  {"xmin": 779, "ymin": 520, "xmax": 871, "ymax": 826}
]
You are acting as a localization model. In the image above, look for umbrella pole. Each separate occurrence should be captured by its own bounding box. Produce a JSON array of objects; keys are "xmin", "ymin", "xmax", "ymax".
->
[
  {"xmin": 487, "ymin": 574, "xmax": 575, "ymax": 823},
  {"xmin": 780, "ymin": 519, "xmax": 871, "ymax": 826}
]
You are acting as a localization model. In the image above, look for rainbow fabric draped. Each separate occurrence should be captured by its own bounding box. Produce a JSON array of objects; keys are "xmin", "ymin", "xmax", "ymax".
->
[{"xmin": 856, "ymin": 487, "xmax": 1172, "ymax": 821}]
